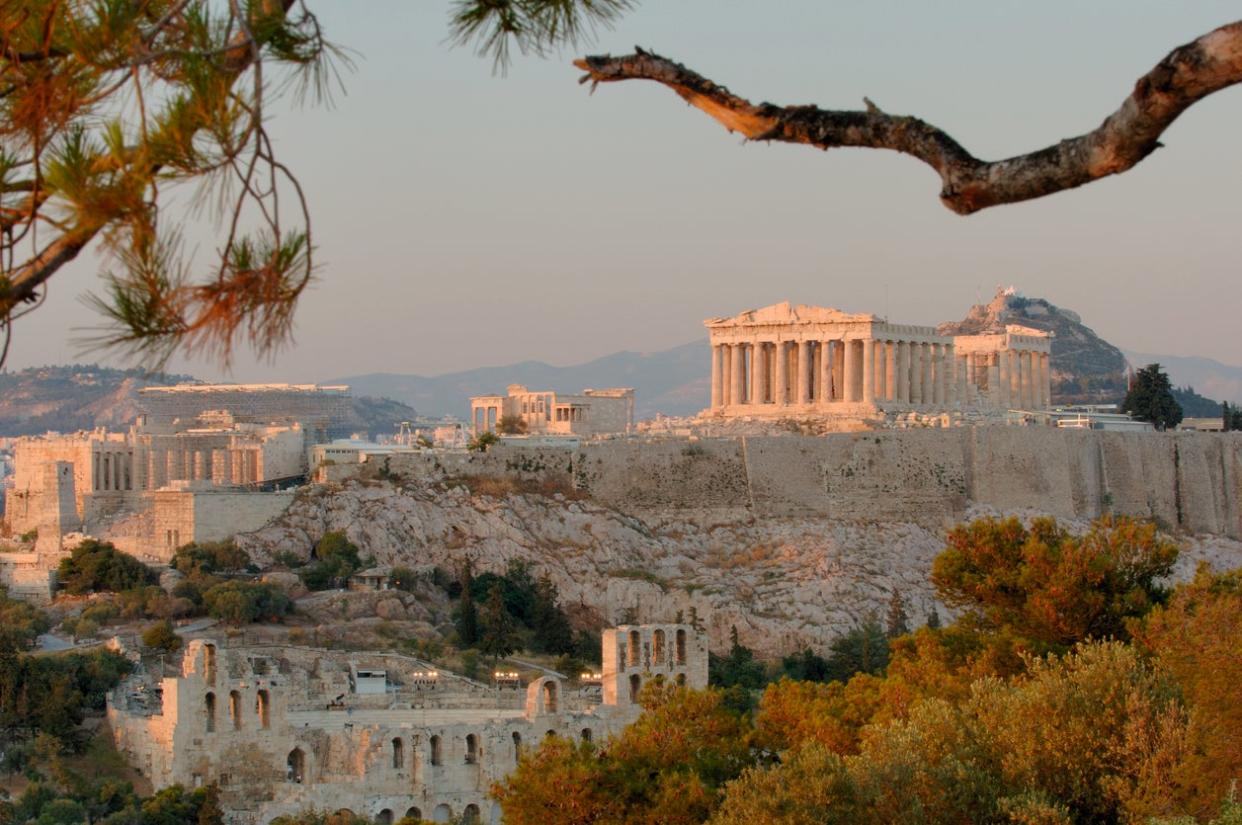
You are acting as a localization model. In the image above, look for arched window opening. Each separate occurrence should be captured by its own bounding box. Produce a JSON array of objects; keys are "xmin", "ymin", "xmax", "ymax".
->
[
  {"xmin": 256, "ymin": 689, "xmax": 270, "ymax": 729},
  {"xmin": 429, "ymin": 735, "xmax": 442, "ymax": 767},
  {"xmin": 676, "ymin": 629, "xmax": 687, "ymax": 665},
  {"xmin": 512, "ymin": 731, "xmax": 522, "ymax": 760},
  {"xmin": 286, "ymin": 748, "xmax": 305, "ymax": 783},
  {"xmin": 542, "ymin": 681, "xmax": 558, "ymax": 714},
  {"xmin": 203, "ymin": 644, "xmax": 217, "ymax": 686},
  {"xmin": 653, "ymin": 629, "xmax": 666, "ymax": 664},
  {"xmin": 463, "ymin": 804, "xmax": 481, "ymax": 824},
  {"xmin": 432, "ymin": 803, "xmax": 452, "ymax": 822},
  {"xmin": 376, "ymin": 810, "xmax": 393, "ymax": 825},
  {"xmin": 204, "ymin": 692, "xmax": 216, "ymax": 733},
  {"xmin": 392, "ymin": 737, "xmax": 404, "ymax": 769},
  {"xmin": 580, "ymin": 728, "xmax": 592, "ymax": 742},
  {"xmin": 545, "ymin": 729, "xmax": 557, "ymax": 740},
  {"xmin": 229, "ymin": 690, "xmax": 242, "ymax": 730},
  {"xmin": 629, "ymin": 673, "xmax": 641, "ymax": 703},
  {"xmin": 465, "ymin": 733, "xmax": 479, "ymax": 765},
  {"xmin": 627, "ymin": 630, "xmax": 640, "ymax": 666},
  {"xmin": 405, "ymin": 809, "xmax": 422, "ymax": 823},
  {"xmin": 675, "ymin": 673, "xmax": 686, "ymax": 687}
]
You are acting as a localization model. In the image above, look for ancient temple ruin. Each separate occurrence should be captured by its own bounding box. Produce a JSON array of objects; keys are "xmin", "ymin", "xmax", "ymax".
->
[{"xmin": 705, "ymin": 302, "xmax": 1052, "ymax": 417}]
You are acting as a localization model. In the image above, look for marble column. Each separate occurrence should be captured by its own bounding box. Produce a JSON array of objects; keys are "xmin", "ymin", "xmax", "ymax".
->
[
  {"xmin": 711, "ymin": 345, "xmax": 723, "ymax": 409},
  {"xmin": 753, "ymin": 342, "xmax": 768, "ymax": 405},
  {"xmin": 721, "ymin": 345, "xmax": 732, "ymax": 406},
  {"xmin": 730, "ymin": 344, "xmax": 745, "ymax": 406},
  {"xmin": 884, "ymin": 341, "xmax": 897, "ymax": 402},
  {"xmin": 873, "ymin": 341, "xmax": 886, "ymax": 402},
  {"xmin": 819, "ymin": 341, "xmax": 832, "ymax": 404},
  {"xmin": 1041, "ymin": 352, "xmax": 1051, "ymax": 409},
  {"xmin": 842, "ymin": 340, "xmax": 856, "ymax": 402},
  {"xmin": 933, "ymin": 340, "xmax": 943, "ymax": 405},
  {"xmin": 861, "ymin": 339, "xmax": 875, "ymax": 403},
  {"xmin": 1011, "ymin": 350, "xmax": 1024, "ymax": 408},
  {"xmin": 909, "ymin": 343, "xmax": 922, "ymax": 406},
  {"xmin": 996, "ymin": 351, "xmax": 1010, "ymax": 408},
  {"xmin": 896, "ymin": 341, "xmax": 910, "ymax": 404},
  {"xmin": 921, "ymin": 343, "xmax": 933, "ymax": 405},
  {"xmin": 774, "ymin": 342, "xmax": 788, "ymax": 406},
  {"xmin": 832, "ymin": 340, "xmax": 845, "ymax": 400},
  {"xmin": 796, "ymin": 341, "xmax": 812, "ymax": 404}
]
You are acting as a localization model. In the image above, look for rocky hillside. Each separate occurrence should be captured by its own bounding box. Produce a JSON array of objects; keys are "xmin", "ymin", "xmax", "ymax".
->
[
  {"xmin": 237, "ymin": 477, "xmax": 1241, "ymax": 655},
  {"xmin": 938, "ymin": 288, "xmax": 1127, "ymax": 405},
  {"xmin": 0, "ymin": 364, "xmax": 417, "ymax": 437}
]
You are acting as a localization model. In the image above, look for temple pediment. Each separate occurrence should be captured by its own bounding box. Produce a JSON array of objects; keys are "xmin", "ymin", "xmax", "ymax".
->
[{"xmin": 704, "ymin": 301, "xmax": 876, "ymax": 328}]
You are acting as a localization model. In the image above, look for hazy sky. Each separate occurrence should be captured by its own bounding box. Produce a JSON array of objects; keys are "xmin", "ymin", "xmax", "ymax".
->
[{"xmin": 8, "ymin": 2, "xmax": 1242, "ymax": 381}]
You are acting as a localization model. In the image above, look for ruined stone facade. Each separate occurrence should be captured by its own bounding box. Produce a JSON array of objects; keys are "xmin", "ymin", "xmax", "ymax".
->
[
  {"xmin": 2, "ymin": 384, "xmax": 348, "ymax": 566},
  {"xmin": 109, "ymin": 625, "xmax": 708, "ymax": 823},
  {"xmin": 705, "ymin": 302, "xmax": 1052, "ymax": 418},
  {"xmin": 470, "ymin": 385, "xmax": 635, "ymax": 438}
]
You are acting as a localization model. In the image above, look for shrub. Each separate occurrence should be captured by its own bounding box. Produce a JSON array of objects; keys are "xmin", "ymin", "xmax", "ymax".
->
[
  {"xmin": 202, "ymin": 581, "xmax": 293, "ymax": 625},
  {"xmin": 57, "ymin": 540, "xmax": 157, "ymax": 595},
  {"xmin": 141, "ymin": 621, "xmax": 183, "ymax": 653}
]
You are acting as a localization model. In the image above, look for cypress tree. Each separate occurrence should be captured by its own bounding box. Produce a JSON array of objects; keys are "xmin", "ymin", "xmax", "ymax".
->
[{"xmin": 455, "ymin": 561, "xmax": 479, "ymax": 647}]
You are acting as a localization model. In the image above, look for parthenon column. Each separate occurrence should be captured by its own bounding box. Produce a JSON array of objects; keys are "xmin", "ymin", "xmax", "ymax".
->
[
  {"xmin": 711, "ymin": 345, "xmax": 723, "ymax": 409},
  {"xmin": 819, "ymin": 341, "xmax": 832, "ymax": 404},
  {"xmin": 753, "ymin": 342, "xmax": 768, "ymax": 405},
  {"xmin": 896, "ymin": 341, "xmax": 910, "ymax": 404},
  {"xmin": 884, "ymin": 341, "xmax": 897, "ymax": 402},
  {"xmin": 861, "ymin": 339, "xmax": 875, "ymax": 403},
  {"xmin": 774, "ymin": 342, "xmax": 789, "ymax": 406},
  {"xmin": 796, "ymin": 341, "xmax": 811, "ymax": 404},
  {"xmin": 840, "ymin": 340, "xmax": 855, "ymax": 402},
  {"xmin": 1040, "ymin": 352, "xmax": 1051, "ymax": 408},
  {"xmin": 908, "ymin": 343, "xmax": 922, "ymax": 406},
  {"xmin": 831, "ymin": 340, "xmax": 844, "ymax": 401},
  {"xmin": 920, "ymin": 343, "xmax": 933, "ymax": 405},
  {"xmin": 873, "ymin": 341, "xmax": 886, "ymax": 402},
  {"xmin": 1012, "ymin": 350, "xmax": 1025, "ymax": 409},
  {"xmin": 730, "ymin": 343, "xmax": 746, "ymax": 407},
  {"xmin": 721, "ymin": 346, "xmax": 732, "ymax": 406}
]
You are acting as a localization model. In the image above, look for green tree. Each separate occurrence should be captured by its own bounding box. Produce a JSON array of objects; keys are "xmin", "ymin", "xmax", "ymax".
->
[
  {"xmin": 529, "ymin": 575, "xmax": 575, "ymax": 655},
  {"xmin": 57, "ymin": 540, "xmax": 157, "ymax": 595},
  {"xmin": 467, "ymin": 431, "xmax": 500, "ymax": 452},
  {"xmin": 299, "ymin": 531, "xmax": 361, "ymax": 591},
  {"xmin": 709, "ymin": 626, "xmax": 767, "ymax": 692},
  {"xmin": 824, "ymin": 616, "xmax": 889, "ymax": 683},
  {"xmin": 478, "ymin": 583, "xmax": 518, "ymax": 663},
  {"xmin": 455, "ymin": 561, "xmax": 479, "ymax": 647},
  {"xmin": 1122, "ymin": 363, "xmax": 1184, "ymax": 430},
  {"xmin": 201, "ymin": 582, "xmax": 292, "ymax": 625},
  {"xmin": 141, "ymin": 621, "xmax": 182, "ymax": 653}
]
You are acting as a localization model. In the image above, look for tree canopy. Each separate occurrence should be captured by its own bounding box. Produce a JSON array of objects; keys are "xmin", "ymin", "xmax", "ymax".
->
[{"xmin": 1123, "ymin": 363, "xmax": 1185, "ymax": 430}]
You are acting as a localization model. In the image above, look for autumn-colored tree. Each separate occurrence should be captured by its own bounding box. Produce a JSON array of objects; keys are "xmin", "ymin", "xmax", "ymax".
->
[
  {"xmin": 1133, "ymin": 564, "xmax": 1242, "ymax": 820},
  {"xmin": 932, "ymin": 514, "xmax": 1179, "ymax": 653},
  {"xmin": 495, "ymin": 682, "xmax": 754, "ymax": 825}
]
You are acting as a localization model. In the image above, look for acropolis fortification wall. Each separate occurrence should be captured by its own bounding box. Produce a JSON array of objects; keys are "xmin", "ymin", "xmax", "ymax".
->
[{"xmin": 363, "ymin": 429, "xmax": 1242, "ymax": 538}]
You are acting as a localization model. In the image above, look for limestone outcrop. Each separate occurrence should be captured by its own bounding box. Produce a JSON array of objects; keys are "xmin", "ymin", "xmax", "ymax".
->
[{"xmin": 239, "ymin": 429, "xmax": 1242, "ymax": 654}]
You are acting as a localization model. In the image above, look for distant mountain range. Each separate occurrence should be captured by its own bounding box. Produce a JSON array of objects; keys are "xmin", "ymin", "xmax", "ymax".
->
[
  {"xmin": 0, "ymin": 365, "xmax": 417, "ymax": 438},
  {"xmin": 1122, "ymin": 351, "xmax": 1242, "ymax": 408}
]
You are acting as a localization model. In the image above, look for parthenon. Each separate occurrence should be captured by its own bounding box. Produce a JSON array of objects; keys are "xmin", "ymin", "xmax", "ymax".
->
[{"xmin": 705, "ymin": 302, "xmax": 1051, "ymax": 417}]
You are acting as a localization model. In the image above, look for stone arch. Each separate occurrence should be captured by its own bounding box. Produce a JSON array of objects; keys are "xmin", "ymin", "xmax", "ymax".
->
[
  {"xmin": 627, "ymin": 630, "xmax": 641, "ymax": 666},
  {"xmin": 580, "ymin": 727, "xmax": 592, "ymax": 742},
  {"xmin": 203, "ymin": 643, "xmax": 217, "ymax": 685},
  {"xmin": 286, "ymin": 748, "xmax": 305, "ymax": 783},
  {"xmin": 465, "ymin": 733, "xmax": 479, "ymax": 765},
  {"xmin": 463, "ymin": 803, "xmax": 481, "ymax": 824},
  {"xmin": 228, "ymin": 690, "xmax": 242, "ymax": 730},
  {"xmin": 204, "ymin": 692, "xmax": 216, "ymax": 732},
  {"xmin": 543, "ymin": 680, "xmax": 558, "ymax": 714},
  {"xmin": 512, "ymin": 731, "xmax": 522, "ymax": 760},
  {"xmin": 405, "ymin": 808, "xmax": 422, "ymax": 822},
  {"xmin": 675, "ymin": 673, "xmax": 686, "ymax": 687},
  {"xmin": 432, "ymin": 803, "xmax": 452, "ymax": 822},
  {"xmin": 256, "ymin": 689, "xmax": 270, "ymax": 729},
  {"xmin": 376, "ymin": 810, "xmax": 393, "ymax": 825},
  {"xmin": 545, "ymin": 729, "xmax": 556, "ymax": 740},
  {"xmin": 629, "ymin": 673, "xmax": 641, "ymax": 703},
  {"xmin": 676, "ymin": 628, "xmax": 687, "ymax": 665},
  {"xmin": 653, "ymin": 629, "xmax": 666, "ymax": 664},
  {"xmin": 429, "ymin": 735, "xmax": 442, "ymax": 766},
  {"xmin": 391, "ymin": 737, "xmax": 404, "ymax": 769}
]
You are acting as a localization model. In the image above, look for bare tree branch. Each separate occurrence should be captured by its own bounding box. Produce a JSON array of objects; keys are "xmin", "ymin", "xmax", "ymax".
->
[{"xmin": 574, "ymin": 21, "xmax": 1242, "ymax": 214}]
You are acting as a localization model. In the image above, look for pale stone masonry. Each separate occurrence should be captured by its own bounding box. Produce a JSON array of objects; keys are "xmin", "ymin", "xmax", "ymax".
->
[
  {"xmin": 471, "ymin": 385, "xmax": 635, "ymax": 438},
  {"xmin": 705, "ymin": 302, "xmax": 1052, "ymax": 417},
  {"xmin": 109, "ymin": 624, "xmax": 708, "ymax": 824}
]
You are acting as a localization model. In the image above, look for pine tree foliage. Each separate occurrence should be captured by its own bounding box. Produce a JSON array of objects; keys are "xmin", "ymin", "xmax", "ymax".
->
[
  {"xmin": 1122, "ymin": 363, "xmax": 1184, "ymax": 430},
  {"xmin": 0, "ymin": 0, "xmax": 624, "ymax": 367}
]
